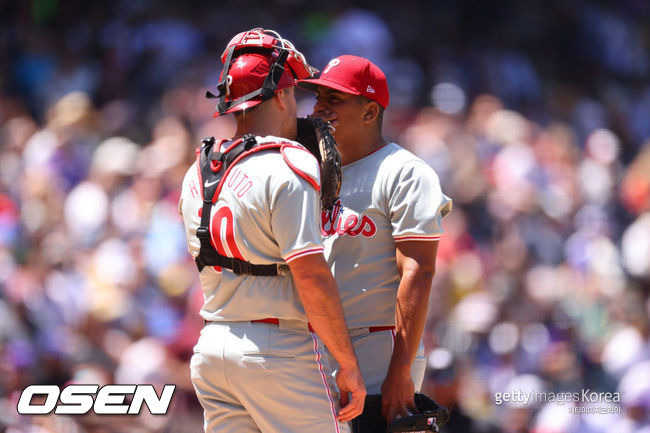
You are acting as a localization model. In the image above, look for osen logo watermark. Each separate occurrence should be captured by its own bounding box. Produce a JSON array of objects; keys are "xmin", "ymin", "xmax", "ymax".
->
[{"xmin": 17, "ymin": 384, "xmax": 176, "ymax": 415}]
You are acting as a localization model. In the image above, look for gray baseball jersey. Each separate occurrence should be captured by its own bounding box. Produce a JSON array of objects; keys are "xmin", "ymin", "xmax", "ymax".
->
[
  {"xmin": 181, "ymin": 135, "xmax": 350, "ymax": 433},
  {"xmin": 179, "ymin": 136, "xmax": 324, "ymax": 324},
  {"xmin": 322, "ymin": 142, "xmax": 452, "ymax": 329},
  {"xmin": 323, "ymin": 142, "xmax": 451, "ymax": 394}
]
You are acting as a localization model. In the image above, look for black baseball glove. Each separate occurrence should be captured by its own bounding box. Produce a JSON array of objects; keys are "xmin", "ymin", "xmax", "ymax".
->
[
  {"xmin": 351, "ymin": 393, "xmax": 450, "ymax": 433},
  {"xmin": 296, "ymin": 117, "xmax": 342, "ymax": 212}
]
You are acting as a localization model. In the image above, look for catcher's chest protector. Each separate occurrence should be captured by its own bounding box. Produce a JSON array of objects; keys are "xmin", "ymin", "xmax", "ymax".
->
[{"xmin": 195, "ymin": 134, "xmax": 287, "ymax": 276}]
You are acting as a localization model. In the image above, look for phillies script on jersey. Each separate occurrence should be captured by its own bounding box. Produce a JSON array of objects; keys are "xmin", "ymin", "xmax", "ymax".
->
[{"xmin": 321, "ymin": 201, "xmax": 377, "ymax": 237}]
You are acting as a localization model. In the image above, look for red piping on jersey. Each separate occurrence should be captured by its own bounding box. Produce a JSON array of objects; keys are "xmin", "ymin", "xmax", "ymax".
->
[
  {"xmin": 394, "ymin": 234, "xmax": 442, "ymax": 242},
  {"xmin": 280, "ymin": 143, "xmax": 321, "ymax": 191},
  {"xmin": 311, "ymin": 332, "xmax": 340, "ymax": 433},
  {"xmin": 284, "ymin": 246, "xmax": 325, "ymax": 263}
]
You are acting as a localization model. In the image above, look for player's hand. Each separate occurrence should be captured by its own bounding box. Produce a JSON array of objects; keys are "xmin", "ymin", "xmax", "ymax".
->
[
  {"xmin": 310, "ymin": 110, "xmax": 339, "ymax": 130},
  {"xmin": 380, "ymin": 369, "xmax": 417, "ymax": 424},
  {"xmin": 335, "ymin": 365, "xmax": 366, "ymax": 422}
]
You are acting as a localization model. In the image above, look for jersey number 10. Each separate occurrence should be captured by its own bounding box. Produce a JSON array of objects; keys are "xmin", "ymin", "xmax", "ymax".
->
[{"xmin": 210, "ymin": 205, "xmax": 245, "ymax": 271}]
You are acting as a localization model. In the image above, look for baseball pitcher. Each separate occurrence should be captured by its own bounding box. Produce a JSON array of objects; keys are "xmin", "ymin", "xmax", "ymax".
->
[{"xmin": 299, "ymin": 55, "xmax": 452, "ymax": 432}]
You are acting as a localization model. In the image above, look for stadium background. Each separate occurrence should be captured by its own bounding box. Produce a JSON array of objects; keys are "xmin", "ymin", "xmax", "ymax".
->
[{"xmin": 1, "ymin": 1, "xmax": 650, "ymax": 432}]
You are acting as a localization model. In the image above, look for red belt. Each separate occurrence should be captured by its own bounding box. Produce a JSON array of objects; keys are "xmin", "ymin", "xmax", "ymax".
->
[
  {"xmin": 367, "ymin": 326, "xmax": 396, "ymax": 333},
  {"xmin": 251, "ymin": 318, "xmax": 395, "ymax": 334},
  {"xmin": 252, "ymin": 318, "xmax": 314, "ymax": 332},
  {"xmin": 251, "ymin": 318, "xmax": 281, "ymax": 326}
]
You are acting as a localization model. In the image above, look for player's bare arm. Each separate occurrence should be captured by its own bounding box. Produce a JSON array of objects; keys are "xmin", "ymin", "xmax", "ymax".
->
[
  {"xmin": 381, "ymin": 240, "xmax": 439, "ymax": 423},
  {"xmin": 288, "ymin": 253, "xmax": 366, "ymax": 422}
]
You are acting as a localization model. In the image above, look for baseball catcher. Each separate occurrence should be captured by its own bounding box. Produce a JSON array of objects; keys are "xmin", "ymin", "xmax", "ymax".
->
[
  {"xmin": 180, "ymin": 27, "xmax": 366, "ymax": 433},
  {"xmin": 296, "ymin": 116, "xmax": 342, "ymax": 212},
  {"xmin": 351, "ymin": 393, "xmax": 449, "ymax": 433}
]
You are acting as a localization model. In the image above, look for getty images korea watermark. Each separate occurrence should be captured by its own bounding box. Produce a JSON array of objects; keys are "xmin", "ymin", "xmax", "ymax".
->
[
  {"xmin": 17, "ymin": 384, "xmax": 176, "ymax": 415},
  {"xmin": 494, "ymin": 390, "xmax": 622, "ymax": 414}
]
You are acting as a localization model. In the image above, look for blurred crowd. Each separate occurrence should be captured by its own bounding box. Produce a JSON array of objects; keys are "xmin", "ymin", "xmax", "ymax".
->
[{"xmin": 1, "ymin": 1, "xmax": 650, "ymax": 432}]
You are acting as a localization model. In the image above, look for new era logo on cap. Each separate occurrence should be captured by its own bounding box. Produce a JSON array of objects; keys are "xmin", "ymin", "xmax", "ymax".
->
[{"xmin": 298, "ymin": 55, "xmax": 389, "ymax": 109}]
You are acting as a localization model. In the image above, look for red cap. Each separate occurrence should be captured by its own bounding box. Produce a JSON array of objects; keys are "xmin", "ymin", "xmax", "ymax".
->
[{"xmin": 298, "ymin": 55, "xmax": 389, "ymax": 109}]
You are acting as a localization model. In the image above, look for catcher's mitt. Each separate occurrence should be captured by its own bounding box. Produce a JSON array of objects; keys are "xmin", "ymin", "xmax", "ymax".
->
[
  {"xmin": 351, "ymin": 393, "xmax": 449, "ymax": 433},
  {"xmin": 296, "ymin": 117, "xmax": 342, "ymax": 212}
]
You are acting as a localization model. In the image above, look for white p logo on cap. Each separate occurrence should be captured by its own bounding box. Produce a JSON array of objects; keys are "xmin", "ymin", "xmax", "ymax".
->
[{"xmin": 323, "ymin": 58, "xmax": 340, "ymax": 74}]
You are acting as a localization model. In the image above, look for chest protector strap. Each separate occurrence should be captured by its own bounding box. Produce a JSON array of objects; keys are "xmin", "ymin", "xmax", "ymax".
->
[{"xmin": 195, "ymin": 134, "xmax": 288, "ymax": 276}]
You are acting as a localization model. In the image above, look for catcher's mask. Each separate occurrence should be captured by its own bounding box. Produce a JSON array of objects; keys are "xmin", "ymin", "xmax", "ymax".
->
[{"xmin": 207, "ymin": 28, "xmax": 317, "ymax": 117}]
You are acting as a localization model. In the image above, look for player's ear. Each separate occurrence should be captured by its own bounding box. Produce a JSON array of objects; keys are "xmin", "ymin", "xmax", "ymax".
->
[
  {"xmin": 274, "ymin": 87, "xmax": 295, "ymax": 112},
  {"xmin": 362, "ymin": 100, "xmax": 380, "ymax": 124},
  {"xmin": 274, "ymin": 89, "xmax": 288, "ymax": 111}
]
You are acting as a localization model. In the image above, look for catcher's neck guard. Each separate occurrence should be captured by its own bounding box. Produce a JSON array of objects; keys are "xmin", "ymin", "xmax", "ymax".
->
[{"xmin": 206, "ymin": 28, "xmax": 317, "ymax": 116}]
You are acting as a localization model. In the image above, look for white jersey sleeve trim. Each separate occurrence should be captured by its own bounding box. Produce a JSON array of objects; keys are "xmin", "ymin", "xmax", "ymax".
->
[
  {"xmin": 393, "ymin": 234, "xmax": 442, "ymax": 242},
  {"xmin": 284, "ymin": 246, "xmax": 325, "ymax": 263}
]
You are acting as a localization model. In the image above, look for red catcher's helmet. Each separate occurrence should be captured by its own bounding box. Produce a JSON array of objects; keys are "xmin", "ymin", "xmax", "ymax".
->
[{"xmin": 207, "ymin": 28, "xmax": 317, "ymax": 117}]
